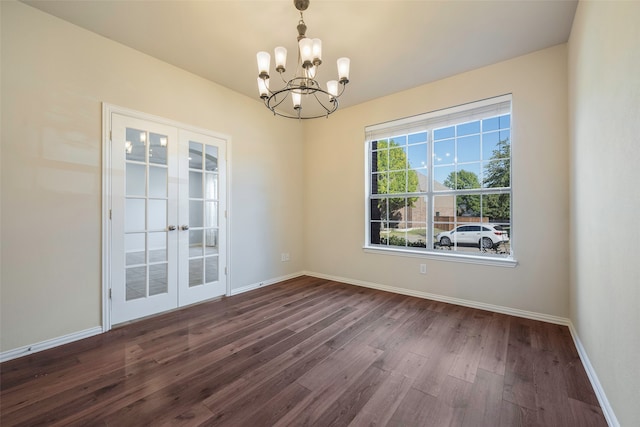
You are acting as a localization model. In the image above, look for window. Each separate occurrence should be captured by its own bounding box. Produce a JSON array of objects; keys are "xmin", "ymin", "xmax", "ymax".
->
[{"xmin": 365, "ymin": 95, "xmax": 513, "ymax": 263}]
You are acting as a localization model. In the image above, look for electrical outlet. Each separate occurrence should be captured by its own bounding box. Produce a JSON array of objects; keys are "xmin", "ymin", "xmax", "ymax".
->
[
  {"xmin": 281, "ymin": 252, "xmax": 290, "ymax": 262},
  {"xmin": 420, "ymin": 263, "xmax": 427, "ymax": 274}
]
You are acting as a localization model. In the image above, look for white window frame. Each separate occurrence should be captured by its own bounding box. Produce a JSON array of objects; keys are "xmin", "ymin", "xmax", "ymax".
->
[{"xmin": 363, "ymin": 94, "xmax": 517, "ymax": 267}]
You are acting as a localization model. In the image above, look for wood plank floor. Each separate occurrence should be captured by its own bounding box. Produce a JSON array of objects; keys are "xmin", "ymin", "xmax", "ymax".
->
[{"xmin": 0, "ymin": 276, "xmax": 607, "ymax": 426}]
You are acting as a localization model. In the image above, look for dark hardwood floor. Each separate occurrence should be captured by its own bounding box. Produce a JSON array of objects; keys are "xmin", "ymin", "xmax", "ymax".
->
[{"xmin": 0, "ymin": 276, "xmax": 607, "ymax": 426}]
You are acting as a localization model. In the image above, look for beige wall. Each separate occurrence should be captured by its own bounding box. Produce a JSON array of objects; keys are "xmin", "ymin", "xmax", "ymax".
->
[
  {"xmin": 568, "ymin": 1, "xmax": 640, "ymax": 425},
  {"xmin": 2, "ymin": 1, "xmax": 637, "ymax": 423},
  {"xmin": 304, "ymin": 45, "xmax": 570, "ymax": 317},
  {"xmin": 0, "ymin": 1, "xmax": 305, "ymax": 352}
]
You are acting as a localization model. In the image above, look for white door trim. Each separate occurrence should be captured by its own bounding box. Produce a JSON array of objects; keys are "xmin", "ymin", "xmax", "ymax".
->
[{"xmin": 101, "ymin": 103, "xmax": 231, "ymax": 331}]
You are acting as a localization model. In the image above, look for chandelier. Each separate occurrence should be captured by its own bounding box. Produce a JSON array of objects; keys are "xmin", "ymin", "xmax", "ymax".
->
[{"xmin": 256, "ymin": 0, "xmax": 350, "ymax": 119}]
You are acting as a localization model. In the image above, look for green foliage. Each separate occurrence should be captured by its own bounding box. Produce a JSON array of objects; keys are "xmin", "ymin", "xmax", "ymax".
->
[
  {"xmin": 484, "ymin": 139, "xmax": 510, "ymax": 188},
  {"xmin": 483, "ymin": 138, "xmax": 511, "ymax": 220},
  {"xmin": 444, "ymin": 170, "xmax": 481, "ymax": 216},
  {"xmin": 458, "ymin": 194, "xmax": 481, "ymax": 217},
  {"xmin": 380, "ymin": 235, "xmax": 426, "ymax": 248},
  {"xmin": 444, "ymin": 169, "xmax": 481, "ymax": 190},
  {"xmin": 374, "ymin": 139, "xmax": 419, "ymax": 220},
  {"xmin": 441, "ymin": 138, "xmax": 511, "ymax": 220},
  {"xmin": 484, "ymin": 193, "xmax": 510, "ymax": 221}
]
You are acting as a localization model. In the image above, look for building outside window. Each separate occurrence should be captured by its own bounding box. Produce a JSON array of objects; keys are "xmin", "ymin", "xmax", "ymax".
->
[{"xmin": 365, "ymin": 95, "xmax": 513, "ymax": 263}]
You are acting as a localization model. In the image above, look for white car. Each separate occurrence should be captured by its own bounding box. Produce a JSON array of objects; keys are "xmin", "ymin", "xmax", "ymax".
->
[{"xmin": 436, "ymin": 224, "xmax": 509, "ymax": 250}]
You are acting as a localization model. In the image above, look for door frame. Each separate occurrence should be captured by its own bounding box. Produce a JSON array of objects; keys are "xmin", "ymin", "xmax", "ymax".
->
[{"xmin": 101, "ymin": 103, "xmax": 231, "ymax": 331}]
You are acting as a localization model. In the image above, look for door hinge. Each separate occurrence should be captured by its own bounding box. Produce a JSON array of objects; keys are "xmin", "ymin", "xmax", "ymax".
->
[
  {"xmin": 109, "ymin": 209, "xmax": 112, "ymax": 220},
  {"xmin": 224, "ymin": 267, "xmax": 227, "ymax": 275},
  {"xmin": 224, "ymin": 210, "xmax": 227, "ymax": 219},
  {"xmin": 109, "ymin": 288, "xmax": 112, "ymax": 299}
]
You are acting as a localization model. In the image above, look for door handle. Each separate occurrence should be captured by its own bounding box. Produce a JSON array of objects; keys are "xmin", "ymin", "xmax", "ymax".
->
[
  {"xmin": 181, "ymin": 225, "xmax": 189, "ymax": 231},
  {"xmin": 168, "ymin": 225, "xmax": 177, "ymax": 231}
]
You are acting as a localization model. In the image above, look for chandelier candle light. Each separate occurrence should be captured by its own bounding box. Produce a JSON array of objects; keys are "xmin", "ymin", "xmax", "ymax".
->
[{"xmin": 256, "ymin": 0, "xmax": 350, "ymax": 119}]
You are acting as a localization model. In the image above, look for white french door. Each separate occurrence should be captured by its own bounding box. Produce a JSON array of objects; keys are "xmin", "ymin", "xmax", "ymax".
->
[
  {"xmin": 178, "ymin": 130, "xmax": 227, "ymax": 306},
  {"xmin": 108, "ymin": 110, "xmax": 227, "ymax": 325}
]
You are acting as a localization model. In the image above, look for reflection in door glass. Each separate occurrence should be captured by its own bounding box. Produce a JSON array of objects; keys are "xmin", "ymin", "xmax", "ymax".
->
[
  {"xmin": 126, "ymin": 163, "xmax": 146, "ymax": 196},
  {"xmin": 149, "ymin": 264, "xmax": 168, "ymax": 296},
  {"xmin": 149, "ymin": 166, "xmax": 167, "ymax": 198},
  {"xmin": 189, "ymin": 258, "xmax": 203, "ymax": 287},
  {"xmin": 189, "ymin": 142, "xmax": 203, "ymax": 169},
  {"xmin": 205, "ymin": 173, "xmax": 218, "ymax": 199},
  {"xmin": 205, "ymin": 230, "xmax": 218, "ymax": 255},
  {"xmin": 205, "ymin": 145, "xmax": 218, "ymax": 171},
  {"xmin": 125, "ymin": 128, "xmax": 146, "ymax": 162},
  {"xmin": 148, "ymin": 199, "xmax": 167, "ymax": 230},
  {"xmin": 125, "ymin": 199, "xmax": 146, "ymax": 232},
  {"xmin": 148, "ymin": 232, "xmax": 167, "ymax": 262},
  {"xmin": 125, "ymin": 233, "xmax": 146, "ymax": 266},
  {"xmin": 189, "ymin": 171, "xmax": 203, "ymax": 198},
  {"xmin": 190, "ymin": 200, "xmax": 203, "ymax": 227},
  {"xmin": 149, "ymin": 133, "xmax": 168, "ymax": 165},
  {"xmin": 205, "ymin": 201, "xmax": 218, "ymax": 228},
  {"xmin": 189, "ymin": 229, "xmax": 203, "ymax": 257},
  {"xmin": 206, "ymin": 257, "xmax": 218, "ymax": 283},
  {"xmin": 126, "ymin": 266, "xmax": 146, "ymax": 300}
]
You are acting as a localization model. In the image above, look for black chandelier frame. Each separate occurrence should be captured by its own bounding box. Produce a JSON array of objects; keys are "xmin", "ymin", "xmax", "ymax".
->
[{"xmin": 256, "ymin": 0, "xmax": 349, "ymax": 119}]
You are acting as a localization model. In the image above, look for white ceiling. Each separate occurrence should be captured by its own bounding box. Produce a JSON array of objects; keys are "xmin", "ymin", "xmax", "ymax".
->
[{"xmin": 23, "ymin": 0, "xmax": 578, "ymax": 113}]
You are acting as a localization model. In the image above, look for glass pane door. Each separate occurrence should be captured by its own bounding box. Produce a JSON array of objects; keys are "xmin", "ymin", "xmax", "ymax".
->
[
  {"xmin": 111, "ymin": 114, "xmax": 178, "ymax": 324},
  {"xmin": 124, "ymin": 128, "xmax": 170, "ymax": 300},
  {"xmin": 179, "ymin": 130, "xmax": 226, "ymax": 305},
  {"xmin": 109, "ymin": 110, "xmax": 226, "ymax": 324},
  {"xmin": 188, "ymin": 142, "xmax": 219, "ymax": 287}
]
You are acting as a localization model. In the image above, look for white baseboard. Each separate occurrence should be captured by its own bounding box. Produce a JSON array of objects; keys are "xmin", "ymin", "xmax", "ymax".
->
[
  {"xmin": 228, "ymin": 271, "xmax": 305, "ymax": 296},
  {"xmin": 567, "ymin": 323, "xmax": 619, "ymax": 427},
  {"xmin": 303, "ymin": 270, "xmax": 570, "ymax": 326},
  {"xmin": 302, "ymin": 270, "xmax": 618, "ymax": 426},
  {"xmin": 1, "ymin": 272, "xmax": 618, "ymax": 427},
  {"xmin": 0, "ymin": 326, "xmax": 103, "ymax": 363},
  {"xmin": 1, "ymin": 272, "xmax": 306, "ymax": 363}
]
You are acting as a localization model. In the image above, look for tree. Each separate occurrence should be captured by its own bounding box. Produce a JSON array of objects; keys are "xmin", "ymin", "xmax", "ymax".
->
[
  {"xmin": 444, "ymin": 169, "xmax": 481, "ymax": 190},
  {"xmin": 373, "ymin": 139, "xmax": 419, "ymax": 220},
  {"xmin": 484, "ymin": 138, "xmax": 510, "ymax": 188},
  {"xmin": 484, "ymin": 193, "xmax": 510, "ymax": 221},
  {"xmin": 370, "ymin": 139, "xmax": 419, "ymax": 244},
  {"xmin": 444, "ymin": 169, "xmax": 481, "ymax": 216},
  {"xmin": 483, "ymin": 138, "xmax": 511, "ymax": 220}
]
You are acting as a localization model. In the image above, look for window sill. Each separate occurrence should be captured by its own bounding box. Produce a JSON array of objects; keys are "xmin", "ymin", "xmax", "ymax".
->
[{"xmin": 363, "ymin": 245, "xmax": 518, "ymax": 268}]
